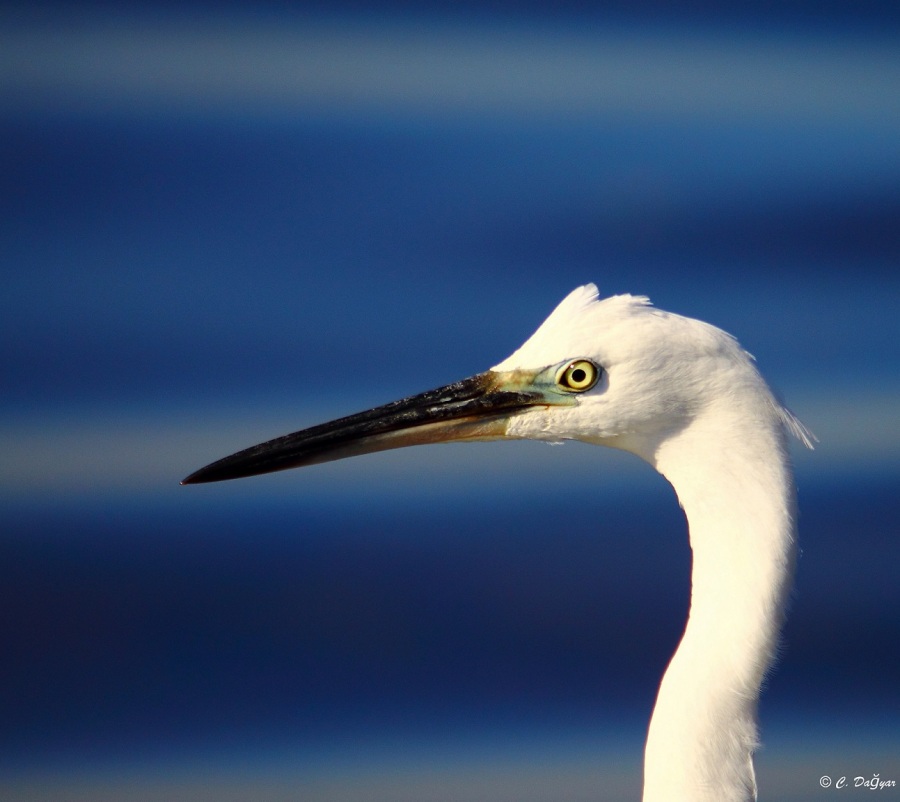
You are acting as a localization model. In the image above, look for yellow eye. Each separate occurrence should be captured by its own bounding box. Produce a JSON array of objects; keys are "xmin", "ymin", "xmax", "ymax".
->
[{"xmin": 556, "ymin": 359, "xmax": 600, "ymax": 392}]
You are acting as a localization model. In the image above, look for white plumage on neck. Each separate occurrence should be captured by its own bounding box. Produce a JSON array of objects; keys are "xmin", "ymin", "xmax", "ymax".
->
[{"xmin": 643, "ymin": 403, "xmax": 797, "ymax": 801}]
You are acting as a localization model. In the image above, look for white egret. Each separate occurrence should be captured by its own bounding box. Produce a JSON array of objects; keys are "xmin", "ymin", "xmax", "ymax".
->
[{"xmin": 183, "ymin": 283, "xmax": 814, "ymax": 802}]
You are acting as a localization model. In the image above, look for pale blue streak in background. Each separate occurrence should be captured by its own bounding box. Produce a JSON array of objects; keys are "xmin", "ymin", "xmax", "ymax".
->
[{"xmin": 1, "ymin": 4, "xmax": 898, "ymax": 800}]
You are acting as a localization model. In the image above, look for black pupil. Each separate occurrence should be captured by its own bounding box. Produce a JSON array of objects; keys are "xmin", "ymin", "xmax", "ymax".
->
[{"xmin": 571, "ymin": 368, "xmax": 586, "ymax": 383}]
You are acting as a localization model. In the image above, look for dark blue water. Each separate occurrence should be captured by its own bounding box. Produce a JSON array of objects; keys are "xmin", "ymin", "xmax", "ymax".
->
[
  {"xmin": 1, "ymin": 473, "xmax": 897, "ymax": 773},
  {"xmin": 2, "ymin": 111, "xmax": 898, "ymax": 415}
]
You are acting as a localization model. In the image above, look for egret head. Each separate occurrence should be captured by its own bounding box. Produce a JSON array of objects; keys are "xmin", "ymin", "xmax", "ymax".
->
[
  {"xmin": 182, "ymin": 283, "xmax": 796, "ymax": 485},
  {"xmin": 490, "ymin": 284, "xmax": 772, "ymax": 461}
]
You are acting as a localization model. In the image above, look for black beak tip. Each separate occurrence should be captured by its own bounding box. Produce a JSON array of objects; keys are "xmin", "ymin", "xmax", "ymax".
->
[
  {"xmin": 181, "ymin": 463, "xmax": 237, "ymax": 485},
  {"xmin": 181, "ymin": 451, "xmax": 292, "ymax": 485},
  {"xmin": 180, "ymin": 470, "xmax": 207, "ymax": 485}
]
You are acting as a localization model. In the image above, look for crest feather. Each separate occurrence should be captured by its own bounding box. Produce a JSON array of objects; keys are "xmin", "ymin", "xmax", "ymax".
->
[{"xmin": 492, "ymin": 284, "xmax": 652, "ymax": 371}]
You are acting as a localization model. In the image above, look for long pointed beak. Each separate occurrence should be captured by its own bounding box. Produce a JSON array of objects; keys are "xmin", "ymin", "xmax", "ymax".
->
[{"xmin": 181, "ymin": 370, "xmax": 550, "ymax": 485}]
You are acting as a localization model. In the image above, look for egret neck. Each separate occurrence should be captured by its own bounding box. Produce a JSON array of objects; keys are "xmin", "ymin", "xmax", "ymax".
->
[{"xmin": 639, "ymin": 401, "xmax": 797, "ymax": 802}]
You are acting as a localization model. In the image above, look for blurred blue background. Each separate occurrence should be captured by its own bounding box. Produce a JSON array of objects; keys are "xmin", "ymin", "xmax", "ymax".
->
[{"xmin": 1, "ymin": 3, "xmax": 898, "ymax": 800}]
